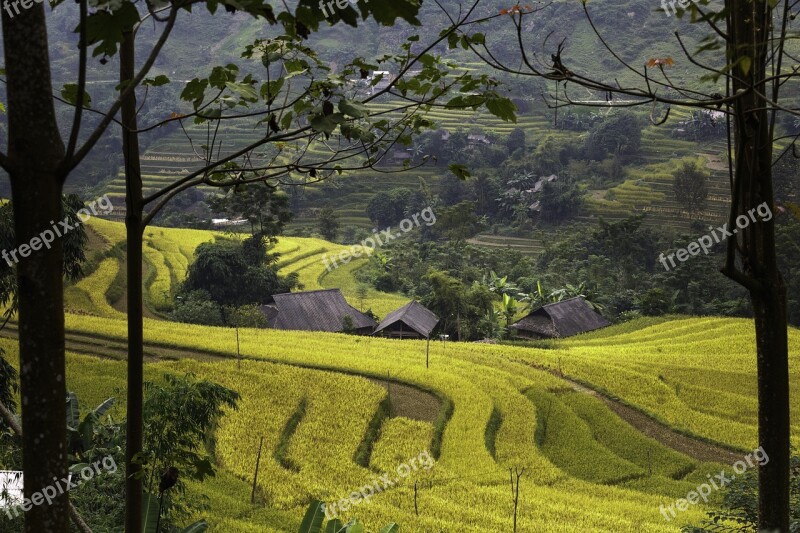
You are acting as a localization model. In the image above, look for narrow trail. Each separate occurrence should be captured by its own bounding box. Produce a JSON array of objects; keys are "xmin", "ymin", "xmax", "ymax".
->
[{"xmin": 521, "ymin": 361, "xmax": 743, "ymax": 465}]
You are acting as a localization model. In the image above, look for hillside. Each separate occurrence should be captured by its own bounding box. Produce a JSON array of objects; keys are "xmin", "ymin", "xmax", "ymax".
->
[
  {"xmin": 42, "ymin": 218, "xmax": 799, "ymax": 530},
  {"xmin": 1, "ymin": 311, "xmax": 796, "ymax": 530},
  {"xmin": 68, "ymin": 217, "xmax": 406, "ymax": 318}
]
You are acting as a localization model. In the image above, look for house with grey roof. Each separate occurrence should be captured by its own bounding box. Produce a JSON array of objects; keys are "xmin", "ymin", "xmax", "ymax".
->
[
  {"xmin": 260, "ymin": 289, "xmax": 376, "ymax": 335},
  {"xmin": 373, "ymin": 301, "xmax": 439, "ymax": 339},
  {"xmin": 509, "ymin": 296, "xmax": 610, "ymax": 339}
]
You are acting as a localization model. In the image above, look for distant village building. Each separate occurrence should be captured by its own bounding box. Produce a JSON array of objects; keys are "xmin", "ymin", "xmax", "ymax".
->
[
  {"xmin": 211, "ymin": 218, "xmax": 248, "ymax": 227},
  {"xmin": 467, "ymin": 133, "xmax": 491, "ymax": 146},
  {"xmin": 509, "ymin": 296, "xmax": 610, "ymax": 339},
  {"xmin": 390, "ymin": 150, "xmax": 412, "ymax": 164},
  {"xmin": 374, "ymin": 301, "xmax": 439, "ymax": 339},
  {"xmin": 368, "ymin": 70, "xmax": 394, "ymax": 94},
  {"xmin": 260, "ymin": 289, "xmax": 376, "ymax": 335}
]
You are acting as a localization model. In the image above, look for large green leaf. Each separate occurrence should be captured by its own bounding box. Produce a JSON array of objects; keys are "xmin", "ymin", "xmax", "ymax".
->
[
  {"xmin": 66, "ymin": 392, "xmax": 80, "ymax": 430},
  {"xmin": 324, "ymin": 519, "xmax": 343, "ymax": 533},
  {"xmin": 93, "ymin": 397, "xmax": 115, "ymax": 419},
  {"xmin": 378, "ymin": 524, "xmax": 399, "ymax": 533},
  {"xmin": 142, "ymin": 491, "xmax": 160, "ymax": 533},
  {"xmin": 299, "ymin": 500, "xmax": 325, "ymax": 533}
]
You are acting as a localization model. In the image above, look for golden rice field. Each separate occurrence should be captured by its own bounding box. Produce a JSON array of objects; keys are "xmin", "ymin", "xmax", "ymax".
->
[
  {"xmin": 46, "ymin": 218, "xmax": 800, "ymax": 531},
  {"xmin": 74, "ymin": 219, "xmax": 407, "ymax": 318},
  {"xmin": 25, "ymin": 305, "xmax": 795, "ymax": 531}
]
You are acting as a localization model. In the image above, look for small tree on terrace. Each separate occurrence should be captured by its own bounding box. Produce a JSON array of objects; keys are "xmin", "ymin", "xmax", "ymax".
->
[
  {"xmin": 673, "ymin": 160, "xmax": 709, "ymax": 215},
  {"xmin": 317, "ymin": 207, "xmax": 340, "ymax": 241}
]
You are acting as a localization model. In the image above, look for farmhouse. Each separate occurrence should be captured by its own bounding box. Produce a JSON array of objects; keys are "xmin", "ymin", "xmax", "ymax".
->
[
  {"xmin": 261, "ymin": 289, "xmax": 376, "ymax": 334},
  {"xmin": 373, "ymin": 300, "xmax": 439, "ymax": 339},
  {"xmin": 509, "ymin": 296, "xmax": 610, "ymax": 339}
]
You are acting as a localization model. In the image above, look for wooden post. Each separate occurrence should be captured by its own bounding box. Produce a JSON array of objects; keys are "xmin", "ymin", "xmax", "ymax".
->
[
  {"xmin": 236, "ymin": 324, "xmax": 241, "ymax": 369},
  {"xmin": 511, "ymin": 467, "xmax": 525, "ymax": 533},
  {"xmin": 251, "ymin": 435, "xmax": 264, "ymax": 504},
  {"xmin": 426, "ymin": 337, "xmax": 430, "ymax": 368}
]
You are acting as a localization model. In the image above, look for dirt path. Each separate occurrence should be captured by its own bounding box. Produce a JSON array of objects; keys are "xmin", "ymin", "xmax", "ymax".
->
[
  {"xmin": 525, "ymin": 362, "xmax": 743, "ymax": 465},
  {"xmin": 0, "ymin": 324, "xmax": 441, "ymax": 423}
]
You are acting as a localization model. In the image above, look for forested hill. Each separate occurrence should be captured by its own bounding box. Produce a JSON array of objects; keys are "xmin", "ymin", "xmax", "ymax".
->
[{"xmin": 0, "ymin": 0, "xmax": 715, "ymax": 195}]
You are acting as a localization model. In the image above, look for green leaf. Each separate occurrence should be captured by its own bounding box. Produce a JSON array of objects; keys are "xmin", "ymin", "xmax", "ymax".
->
[
  {"xmin": 260, "ymin": 78, "xmax": 285, "ymax": 103},
  {"xmin": 448, "ymin": 163, "xmax": 471, "ymax": 180},
  {"xmin": 142, "ymin": 491, "xmax": 160, "ymax": 533},
  {"xmin": 378, "ymin": 524, "xmax": 399, "ymax": 533},
  {"xmin": 181, "ymin": 78, "xmax": 209, "ymax": 109},
  {"xmin": 66, "ymin": 392, "xmax": 80, "ymax": 429},
  {"xmin": 338, "ymin": 99, "xmax": 369, "ymax": 119},
  {"xmin": 81, "ymin": 3, "xmax": 141, "ymax": 58},
  {"xmin": 310, "ymin": 113, "xmax": 344, "ymax": 135},
  {"xmin": 739, "ymin": 56, "xmax": 752, "ymax": 76},
  {"xmin": 485, "ymin": 96, "xmax": 517, "ymax": 123},
  {"xmin": 93, "ymin": 397, "xmax": 115, "ymax": 419},
  {"xmin": 60, "ymin": 84, "xmax": 91, "ymax": 108},
  {"xmin": 143, "ymin": 75, "xmax": 170, "ymax": 87},
  {"xmin": 324, "ymin": 519, "xmax": 343, "ymax": 533},
  {"xmin": 299, "ymin": 501, "xmax": 325, "ymax": 533},
  {"xmin": 225, "ymin": 81, "xmax": 258, "ymax": 102}
]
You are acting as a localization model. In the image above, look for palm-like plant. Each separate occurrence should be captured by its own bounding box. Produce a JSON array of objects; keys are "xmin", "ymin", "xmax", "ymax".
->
[
  {"xmin": 501, "ymin": 293, "xmax": 519, "ymax": 331},
  {"xmin": 485, "ymin": 270, "xmax": 520, "ymax": 297}
]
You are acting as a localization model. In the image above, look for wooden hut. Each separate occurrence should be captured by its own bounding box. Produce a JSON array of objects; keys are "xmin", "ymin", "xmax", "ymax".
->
[
  {"xmin": 509, "ymin": 296, "xmax": 610, "ymax": 339},
  {"xmin": 373, "ymin": 301, "xmax": 439, "ymax": 339},
  {"xmin": 261, "ymin": 289, "xmax": 376, "ymax": 335}
]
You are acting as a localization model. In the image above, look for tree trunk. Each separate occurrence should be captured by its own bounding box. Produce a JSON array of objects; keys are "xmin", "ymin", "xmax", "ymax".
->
[
  {"xmin": 727, "ymin": 1, "xmax": 791, "ymax": 529},
  {"xmin": 2, "ymin": 5, "xmax": 69, "ymax": 533},
  {"xmin": 120, "ymin": 31, "xmax": 145, "ymax": 533}
]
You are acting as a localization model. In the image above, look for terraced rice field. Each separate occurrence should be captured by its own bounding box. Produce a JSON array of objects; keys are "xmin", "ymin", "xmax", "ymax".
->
[
  {"xmin": 69, "ymin": 219, "xmax": 407, "ymax": 318},
  {"xmin": 17, "ymin": 216, "xmax": 800, "ymax": 531},
  {"xmin": 5, "ymin": 311, "xmax": 794, "ymax": 531}
]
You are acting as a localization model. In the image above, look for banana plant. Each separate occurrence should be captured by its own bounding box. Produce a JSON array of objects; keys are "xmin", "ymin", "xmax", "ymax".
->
[
  {"xmin": 65, "ymin": 391, "xmax": 117, "ymax": 461},
  {"xmin": 299, "ymin": 501, "xmax": 399, "ymax": 533},
  {"xmin": 501, "ymin": 293, "xmax": 519, "ymax": 331},
  {"xmin": 485, "ymin": 270, "xmax": 520, "ymax": 297}
]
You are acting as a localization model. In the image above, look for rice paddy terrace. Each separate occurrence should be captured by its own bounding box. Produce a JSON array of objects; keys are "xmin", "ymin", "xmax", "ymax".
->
[
  {"xmin": 29, "ymin": 219, "xmax": 800, "ymax": 531},
  {"xmin": 68, "ymin": 217, "xmax": 406, "ymax": 318},
  {"xmin": 97, "ymin": 97, "xmax": 740, "ymax": 259}
]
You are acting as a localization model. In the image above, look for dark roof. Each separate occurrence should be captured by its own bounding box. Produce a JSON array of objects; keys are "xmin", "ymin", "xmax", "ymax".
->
[
  {"xmin": 266, "ymin": 289, "xmax": 376, "ymax": 332},
  {"xmin": 509, "ymin": 296, "xmax": 610, "ymax": 338},
  {"xmin": 374, "ymin": 301, "xmax": 439, "ymax": 338}
]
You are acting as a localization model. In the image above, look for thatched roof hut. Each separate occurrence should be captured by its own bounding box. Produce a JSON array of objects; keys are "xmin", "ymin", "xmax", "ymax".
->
[
  {"xmin": 509, "ymin": 296, "xmax": 610, "ymax": 339},
  {"xmin": 374, "ymin": 301, "xmax": 439, "ymax": 339},
  {"xmin": 261, "ymin": 289, "xmax": 376, "ymax": 334}
]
